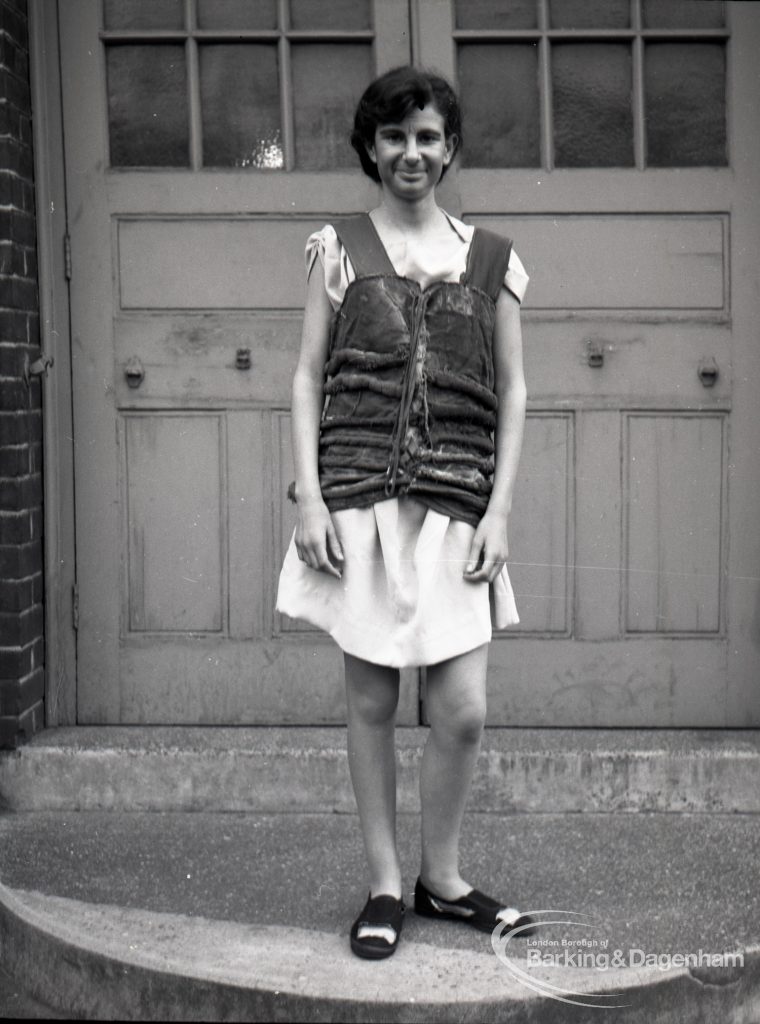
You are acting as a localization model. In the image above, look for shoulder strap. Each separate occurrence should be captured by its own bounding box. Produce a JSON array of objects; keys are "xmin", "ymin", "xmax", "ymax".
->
[
  {"xmin": 463, "ymin": 227, "xmax": 513, "ymax": 302},
  {"xmin": 333, "ymin": 214, "xmax": 396, "ymax": 278}
]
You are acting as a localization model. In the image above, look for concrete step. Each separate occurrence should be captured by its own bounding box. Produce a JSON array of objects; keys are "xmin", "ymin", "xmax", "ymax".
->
[
  {"xmin": 1, "ymin": 726, "xmax": 759, "ymax": 814},
  {"xmin": 1, "ymin": 809, "xmax": 759, "ymax": 1022}
]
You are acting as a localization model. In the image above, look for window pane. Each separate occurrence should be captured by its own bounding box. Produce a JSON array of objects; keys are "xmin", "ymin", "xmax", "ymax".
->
[
  {"xmin": 549, "ymin": 0, "xmax": 629, "ymax": 29},
  {"xmin": 458, "ymin": 45, "xmax": 540, "ymax": 167},
  {"xmin": 642, "ymin": 0, "xmax": 725, "ymax": 29},
  {"xmin": 645, "ymin": 43, "xmax": 726, "ymax": 166},
  {"xmin": 454, "ymin": 0, "xmax": 537, "ymax": 30},
  {"xmin": 292, "ymin": 45, "xmax": 372, "ymax": 170},
  {"xmin": 196, "ymin": 0, "xmax": 278, "ymax": 30},
  {"xmin": 553, "ymin": 44, "xmax": 633, "ymax": 167},
  {"xmin": 200, "ymin": 45, "xmax": 282, "ymax": 168},
  {"xmin": 106, "ymin": 46, "xmax": 188, "ymax": 166},
  {"xmin": 104, "ymin": 0, "xmax": 184, "ymax": 30},
  {"xmin": 290, "ymin": 0, "xmax": 371, "ymax": 30}
]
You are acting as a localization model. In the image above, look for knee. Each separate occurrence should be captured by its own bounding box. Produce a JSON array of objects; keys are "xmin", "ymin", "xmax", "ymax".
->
[
  {"xmin": 349, "ymin": 684, "xmax": 399, "ymax": 726},
  {"xmin": 433, "ymin": 697, "xmax": 487, "ymax": 747},
  {"xmin": 345, "ymin": 660, "xmax": 399, "ymax": 726}
]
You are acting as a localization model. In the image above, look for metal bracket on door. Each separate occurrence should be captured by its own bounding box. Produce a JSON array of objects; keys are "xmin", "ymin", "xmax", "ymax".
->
[
  {"xmin": 586, "ymin": 339, "xmax": 605, "ymax": 368},
  {"xmin": 697, "ymin": 357, "xmax": 719, "ymax": 388},
  {"xmin": 124, "ymin": 356, "xmax": 145, "ymax": 388},
  {"xmin": 235, "ymin": 347, "xmax": 252, "ymax": 370}
]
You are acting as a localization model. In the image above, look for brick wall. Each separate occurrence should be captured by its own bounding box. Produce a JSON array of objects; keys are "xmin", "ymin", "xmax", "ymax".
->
[{"xmin": 0, "ymin": 0, "xmax": 44, "ymax": 749}]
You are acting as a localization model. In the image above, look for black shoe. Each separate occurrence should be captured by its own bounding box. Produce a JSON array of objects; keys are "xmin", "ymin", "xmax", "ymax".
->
[
  {"xmin": 350, "ymin": 892, "xmax": 406, "ymax": 959},
  {"xmin": 414, "ymin": 876, "xmax": 535, "ymax": 935}
]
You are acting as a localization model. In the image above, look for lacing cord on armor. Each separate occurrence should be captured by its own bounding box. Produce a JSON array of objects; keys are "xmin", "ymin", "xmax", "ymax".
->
[
  {"xmin": 384, "ymin": 358, "xmax": 418, "ymax": 495},
  {"xmin": 384, "ymin": 292, "xmax": 425, "ymax": 497},
  {"xmin": 421, "ymin": 372, "xmax": 431, "ymax": 440}
]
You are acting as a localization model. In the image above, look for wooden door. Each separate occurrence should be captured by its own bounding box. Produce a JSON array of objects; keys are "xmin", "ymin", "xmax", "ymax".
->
[
  {"xmin": 59, "ymin": 0, "xmax": 420, "ymax": 723},
  {"xmin": 59, "ymin": 0, "xmax": 760, "ymax": 728},
  {"xmin": 418, "ymin": 0, "xmax": 760, "ymax": 725}
]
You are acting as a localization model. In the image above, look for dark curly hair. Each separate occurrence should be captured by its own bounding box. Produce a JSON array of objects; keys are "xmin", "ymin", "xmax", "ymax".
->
[{"xmin": 350, "ymin": 65, "xmax": 462, "ymax": 184}]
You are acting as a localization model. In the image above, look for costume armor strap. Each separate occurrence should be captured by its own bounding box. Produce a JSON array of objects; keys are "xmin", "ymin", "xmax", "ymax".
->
[
  {"xmin": 333, "ymin": 215, "xmax": 396, "ymax": 277},
  {"xmin": 463, "ymin": 225, "xmax": 513, "ymax": 302}
]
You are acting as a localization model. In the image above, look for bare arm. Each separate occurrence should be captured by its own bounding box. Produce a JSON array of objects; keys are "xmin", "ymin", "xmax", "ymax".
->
[
  {"xmin": 291, "ymin": 258, "xmax": 344, "ymax": 577},
  {"xmin": 464, "ymin": 288, "xmax": 527, "ymax": 582}
]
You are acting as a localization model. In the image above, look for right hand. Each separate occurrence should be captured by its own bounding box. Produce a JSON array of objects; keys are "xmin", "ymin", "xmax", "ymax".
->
[{"xmin": 295, "ymin": 496, "xmax": 344, "ymax": 578}]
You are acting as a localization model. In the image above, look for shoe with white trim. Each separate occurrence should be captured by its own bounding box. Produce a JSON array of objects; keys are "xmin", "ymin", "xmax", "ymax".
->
[
  {"xmin": 350, "ymin": 892, "xmax": 406, "ymax": 959},
  {"xmin": 414, "ymin": 876, "xmax": 535, "ymax": 935}
]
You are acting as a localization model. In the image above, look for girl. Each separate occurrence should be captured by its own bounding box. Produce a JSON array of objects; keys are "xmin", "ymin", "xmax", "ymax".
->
[{"xmin": 276, "ymin": 65, "xmax": 533, "ymax": 959}]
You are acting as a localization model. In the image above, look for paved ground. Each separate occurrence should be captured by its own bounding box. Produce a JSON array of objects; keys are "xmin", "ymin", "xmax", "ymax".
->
[
  {"xmin": 0, "ymin": 808, "xmax": 758, "ymax": 1020},
  {"xmin": 0, "ymin": 960, "xmax": 70, "ymax": 1019},
  {"xmin": 1, "ymin": 809, "xmax": 759, "ymax": 955}
]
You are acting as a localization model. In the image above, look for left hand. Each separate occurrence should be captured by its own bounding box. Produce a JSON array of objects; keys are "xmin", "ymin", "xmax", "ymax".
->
[{"xmin": 463, "ymin": 510, "xmax": 509, "ymax": 583}]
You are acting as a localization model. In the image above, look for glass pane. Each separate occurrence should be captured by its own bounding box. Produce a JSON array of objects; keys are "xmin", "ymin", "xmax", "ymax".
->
[
  {"xmin": 104, "ymin": 0, "xmax": 184, "ymax": 30},
  {"xmin": 196, "ymin": 0, "xmax": 278, "ymax": 30},
  {"xmin": 458, "ymin": 45, "xmax": 540, "ymax": 167},
  {"xmin": 642, "ymin": 0, "xmax": 725, "ymax": 29},
  {"xmin": 454, "ymin": 0, "xmax": 537, "ymax": 30},
  {"xmin": 292, "ymin": 45, "xmax": 372, "ymax": 170},
  {"xmin": 549, "ymin": 0, "xmax": 629, "ymax": 29},
  {"xmin": 290, "ymin": 0, "xmax": 371, "ymax": 30},
  {"xmin": 106, "ymin": 45, "xmax": 188, "ymax": 166},
  {"xmin": 200, "ymin": 45, "xmax": 282, "ymax": 168},
  {"xmin": 553, "ymin": 44, "xmax": 633, "ymax": 167},
  {"xmin": 645, "ymin": 43, "xmax": 726, "ymax": 166}
]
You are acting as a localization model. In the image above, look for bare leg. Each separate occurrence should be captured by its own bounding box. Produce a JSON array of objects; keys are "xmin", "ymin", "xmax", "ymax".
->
[
  {"xmin": 344, "ymin": 652, "xmax": 402, "ymax": 898},
  {"xmin": 419, "ymin": 642, "xmax": 489, "ymax": 899}
]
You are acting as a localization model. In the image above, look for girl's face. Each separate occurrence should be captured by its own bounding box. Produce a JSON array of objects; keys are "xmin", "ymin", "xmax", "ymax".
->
[{"xmin": 366, "ymin": 104, "xmax": 456, "ymax": 201}]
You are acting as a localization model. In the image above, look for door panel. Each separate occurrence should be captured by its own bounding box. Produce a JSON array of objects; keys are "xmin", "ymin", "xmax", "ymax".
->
[
  {"xmin": 624, "ymin": 414, "xmax": 725, "ymax": 634},
  {"xmin": 484, "ymin": 638, "xmax": 728, "ymax": 727},
  {"xmin": 472, "ymin": 215, "xmax": 727, "ymax": 313},
  {"xmin": 117, "ymin": 217, "xmax": 331, "ymax": 310},
  {"xmin": 507, "ymin": 413, "xmax": 573, "ymax": 635},
  {"xmin": 124, "ymin": 414, "xmax": 225, "ymax": 634}
]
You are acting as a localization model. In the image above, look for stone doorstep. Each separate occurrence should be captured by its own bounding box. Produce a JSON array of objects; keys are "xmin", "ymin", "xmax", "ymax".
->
[
  {"xmin": 2, "ymin": 884, "xmax": 759, "ymax": 1024},
  {"xmin": 1, "ymin": 726, "xmax": 759, "ymax": 814}
]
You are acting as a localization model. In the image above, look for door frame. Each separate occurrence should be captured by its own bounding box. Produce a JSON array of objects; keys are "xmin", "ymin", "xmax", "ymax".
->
[
  {"xmin": 29, "ymin": 0, "xmax": 77, "ymax": 726},
  {"xmin": 31, "ymin": 1, "xmax": 760, "ymax": 729}
]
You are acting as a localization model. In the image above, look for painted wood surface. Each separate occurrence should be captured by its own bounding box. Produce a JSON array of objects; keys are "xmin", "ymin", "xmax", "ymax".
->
[
  {"xmin": 624, "ymin": 414, "xmax": 724, "ymax": 634},
  {"xmin": 58, "ymin": 1, "xmax": 760, "ymax": 725},
  {"xmin": 125, "ymin": 415, "xmax": 225, "ymax": 633},
  {"xmin": 60, "ymin": 0, "xmax": 418, "ymax": 724},
  {"xmin": 117, "ymin": 213, "xmax": 726, "ymax": 312}
]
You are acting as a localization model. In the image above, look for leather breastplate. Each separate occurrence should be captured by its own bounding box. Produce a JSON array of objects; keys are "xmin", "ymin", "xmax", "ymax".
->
[{"xmin": 306, "ymin": 214, "xmax": 512, "ymax": 528}]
